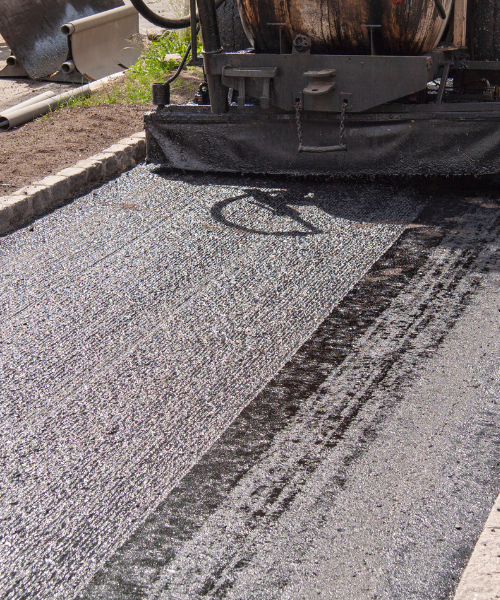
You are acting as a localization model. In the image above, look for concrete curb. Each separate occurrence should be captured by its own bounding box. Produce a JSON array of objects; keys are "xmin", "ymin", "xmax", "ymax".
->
[
  {"xmin": 0, "ymin": 131, "xmax": 146, "ymax": 236},
  {"xmin": 454, "ymin": 491, "xmax": 500, "ymax": 600}
]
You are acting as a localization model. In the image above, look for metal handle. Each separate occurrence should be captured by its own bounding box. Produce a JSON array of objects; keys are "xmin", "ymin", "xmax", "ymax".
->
[
  {"xmin": 295, "ymin": 101, "xmax": 348, "ymax": 153},
  {"xmin": 299, "ymin": 144, "xmax": 346, "ymax": 153}
]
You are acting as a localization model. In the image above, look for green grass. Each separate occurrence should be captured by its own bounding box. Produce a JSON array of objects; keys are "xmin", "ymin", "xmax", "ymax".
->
[
  {"xmin": 54, "ymin": 30, "xmax": 202, "ymax": 111},
  {"xmin": 125, "ymin": 30, "xmax": 200, "ymax": 104},
  {"xmin": 64, "ymin": 81, "xmax": 126, "ymax": 109}
]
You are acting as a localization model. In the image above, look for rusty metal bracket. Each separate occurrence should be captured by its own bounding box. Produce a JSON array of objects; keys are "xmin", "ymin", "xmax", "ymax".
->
[
  {"xmin": 222, "ymin": 66, "xmax": 277, "ymax": 108},
  {"xmin": 303, "ymin": 70, "xmax": 336, "ymax": 96}
]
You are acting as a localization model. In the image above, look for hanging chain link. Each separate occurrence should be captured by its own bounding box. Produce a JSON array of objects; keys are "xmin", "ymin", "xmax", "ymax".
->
[
  {"xmin": 295, "ymin": 100, "xmax": 303, "ymax": 151},
  {"xmin": 339, "ymin": 100, "xmax": 347, "ymax": 149},
  {"xmin": 295, "ymin": 99, "xmax": 348, "ymax": 152}
]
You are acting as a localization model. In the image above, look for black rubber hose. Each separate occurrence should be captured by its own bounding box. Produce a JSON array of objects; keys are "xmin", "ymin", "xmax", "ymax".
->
[
  {"xmin": 166, "ymin": 25, "xmax": 200, "ymax": 85},
  {"xmin": 433, "ymin": 0, "xmax": 447, "ymax": 19},
  {"xmin": 130, "ymin": 0, "xmax": 226, "ymax": 29}
]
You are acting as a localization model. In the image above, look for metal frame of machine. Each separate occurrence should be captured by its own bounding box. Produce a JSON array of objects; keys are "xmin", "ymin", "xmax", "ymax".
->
[{"xmin": 142, "ymin": 0, "xmax": 500, "ymax": 177}]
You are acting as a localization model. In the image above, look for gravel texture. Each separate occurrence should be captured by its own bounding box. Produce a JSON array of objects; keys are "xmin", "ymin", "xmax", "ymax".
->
[
  {"xmin": 78, "ymin": 186, "xmax": 500, "ymax": 600},
  {"xmin": 0, "ymin": 167, "xmax": 421, "ymax": 599}
]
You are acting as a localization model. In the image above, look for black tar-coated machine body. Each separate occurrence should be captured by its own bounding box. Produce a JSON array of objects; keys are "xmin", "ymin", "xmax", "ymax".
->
[{"xmin": 132, "ymin": 0, "xmax": 500, "ymax": 177}]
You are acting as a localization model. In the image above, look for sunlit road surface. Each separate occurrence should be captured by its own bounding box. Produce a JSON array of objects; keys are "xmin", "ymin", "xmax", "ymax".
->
[{"xmin": 1, "ymin": 166, "xmax": 500, "ymax": 599}]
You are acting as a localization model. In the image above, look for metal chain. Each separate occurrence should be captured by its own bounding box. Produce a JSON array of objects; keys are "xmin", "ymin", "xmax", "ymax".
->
[
  {"xmin": 295, "ymin": 100, "xmax": 303, "ymax": 151},
  {"xmin": 339, "ymin": 100, "xmax": 347, "ymax": 149},
  {"xmin": 295, "ymin": 100, "xmax": 348, "ymax": 151}
]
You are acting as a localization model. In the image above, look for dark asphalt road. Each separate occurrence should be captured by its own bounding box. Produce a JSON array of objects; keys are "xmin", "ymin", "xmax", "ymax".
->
[{"xmin": 1, "ymin": 167, "xmax": 500, "ymax": 600}]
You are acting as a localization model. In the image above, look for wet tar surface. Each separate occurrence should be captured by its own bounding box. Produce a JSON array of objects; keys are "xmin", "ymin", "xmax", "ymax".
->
[{"xmin": 1, "ymin": 167, "xmax": 500, "ymax": 599}]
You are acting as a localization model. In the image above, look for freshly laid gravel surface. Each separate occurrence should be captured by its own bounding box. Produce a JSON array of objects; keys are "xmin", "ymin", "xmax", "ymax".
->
[
  {"xmin": 79, "ymin": 185, "xmax": 500, "ymax": 600},
  {"xmin": 0, "ymin": 166, "xmax": 422, "ymax": 599}
]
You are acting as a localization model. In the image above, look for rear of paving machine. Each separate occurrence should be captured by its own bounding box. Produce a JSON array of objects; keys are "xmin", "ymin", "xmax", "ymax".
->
[{"xmin": 135, "ymin": 0, "xmax": 500, "ymax": 176}]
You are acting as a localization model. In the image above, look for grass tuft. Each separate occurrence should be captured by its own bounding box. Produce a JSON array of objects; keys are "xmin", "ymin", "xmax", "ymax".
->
[
  {"xmin": 126, "ymin": 29, "xmax": 204, "ymax": 104},
  {"xmin": 125, "ymin": 30, "xmax": 197, "ymax": 104}
]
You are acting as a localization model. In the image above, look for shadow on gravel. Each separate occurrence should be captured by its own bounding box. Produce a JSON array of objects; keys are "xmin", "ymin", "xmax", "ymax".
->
[
  {"xmin": 152, "ymin": 169, "xmax": 500, "ymax": 241},
  {"xmin": 151, "ymin": 169, "xmax": 429, "ymax": 236}
]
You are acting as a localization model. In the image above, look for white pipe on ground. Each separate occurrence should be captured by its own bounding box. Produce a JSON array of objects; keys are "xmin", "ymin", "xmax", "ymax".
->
[
  {"xmin": 61, "ymin": 5, "xmax": 138, "ymax": 35},
  {"xmin": 0, "ymin": 72, "xmax": 124, "ymax": 131},
  {"xmin": 1, "ymin": 90, "xmax": 60, "ymax": 117}
]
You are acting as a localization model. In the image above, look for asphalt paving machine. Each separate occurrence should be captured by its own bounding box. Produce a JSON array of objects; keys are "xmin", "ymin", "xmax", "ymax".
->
[{"xmin": 132, "ymin": 0, "xmax": 500, "ymax": 176}]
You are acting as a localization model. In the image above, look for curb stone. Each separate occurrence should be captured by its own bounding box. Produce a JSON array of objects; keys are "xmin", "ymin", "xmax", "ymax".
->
[
  {"xmin": 453, "ymin": 492, "xmax": 500, "ymax": 600},
  {"xmin": 0, "ymin": 131, "xmax": 146, "ymax": 236}
]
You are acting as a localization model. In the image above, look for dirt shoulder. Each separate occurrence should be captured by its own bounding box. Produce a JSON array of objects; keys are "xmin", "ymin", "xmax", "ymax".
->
[
  {"xmin": 0, "ymin": 70, "xmax": 203, "ymax": 193},
  {"xmin": 1, "ymin": 104, "xmax": 147, "ymax": 193}
]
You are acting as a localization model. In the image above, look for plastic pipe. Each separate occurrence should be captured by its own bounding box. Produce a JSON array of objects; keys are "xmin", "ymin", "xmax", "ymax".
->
[
  {"xmin": 0, "ymin": 91, "xmax": 60, "ymax": 118},
  {"xmin": 0, "ymin": 73, "xmax": 124, "ymax": 131},
  {"xmin": 61, "ymin": 5, "xmax": 138, "ymax": 35}
]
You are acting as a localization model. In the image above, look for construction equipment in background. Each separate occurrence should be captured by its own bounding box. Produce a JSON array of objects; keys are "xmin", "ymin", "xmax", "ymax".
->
[
  {"xmin": 60, "ymin": 5, "xmax": 141, "ymax": 80},
  {"xmin": 0, "ymin": 0, "xmax": 140, "ymax": 81},
  {"xmin": 133, "ymin": 0, "xmax": 500, "ymax": 177}
]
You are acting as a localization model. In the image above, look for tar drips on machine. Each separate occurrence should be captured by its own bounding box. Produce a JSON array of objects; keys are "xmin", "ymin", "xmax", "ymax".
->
[{"xmin": 132, "ymin": 0, "xmax": 500, "ymax": 177}]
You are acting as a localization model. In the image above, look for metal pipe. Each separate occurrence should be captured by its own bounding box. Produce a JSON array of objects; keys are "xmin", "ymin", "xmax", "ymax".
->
[
  {"xmin": 6, "ymin": 55, "xmax": 17, "ymax": 67},
  {"xmin": 437, "ymin": 62, "xmax": 451, "ymax": 103},
  {"xmin": 196, "ymin": 0, "xmax": 228, "ymax": 113},
  {"xmin": 61, "ymin": 60, "xmax": 76, "ymax": 74},
  {"xmin": 191, "ymin": 0, "xmax": 198, "ymax": 61},
  {"xmin": 363, "ymin": 25, "xmax": 382, "ymax": 56},
  {"xmin": 129, "ymin": 0, "xmax": 225, "ymax": 30}
]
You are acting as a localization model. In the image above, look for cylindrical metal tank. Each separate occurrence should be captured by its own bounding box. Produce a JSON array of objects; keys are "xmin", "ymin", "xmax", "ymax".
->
[
  {"xmin": 237, "ymin": 0, "xmax": 453, "ymax": 56},
  {"xmin": 471, "ymin": 0, "xmax": 500, "ymax": 60}
]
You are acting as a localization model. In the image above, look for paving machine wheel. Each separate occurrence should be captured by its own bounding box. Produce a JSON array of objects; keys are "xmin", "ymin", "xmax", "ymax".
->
[{"xmin": 133, "ymin": 0, "xmax": 500, "ymax": 177}]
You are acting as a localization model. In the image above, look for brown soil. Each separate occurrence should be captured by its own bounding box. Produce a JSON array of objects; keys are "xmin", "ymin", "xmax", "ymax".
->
[{"xmin": 0, "ymin": 70, "xmax": 203, "ymax": 194}]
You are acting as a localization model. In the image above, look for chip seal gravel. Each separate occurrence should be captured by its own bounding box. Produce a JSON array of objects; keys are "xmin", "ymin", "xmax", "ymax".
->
[{"xmin": 0, "ymin": 168, "xmax": 422, "ymax": 599}]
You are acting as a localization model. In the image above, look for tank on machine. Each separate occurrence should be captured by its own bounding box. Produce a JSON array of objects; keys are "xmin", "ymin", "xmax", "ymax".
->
[
  {"xmin": 238, "ymin": 0, "xmax": 452, "ymax": 56},
  {"xmin": 131, "ymin": 0, "xmax": 500, "ymax": 177}
]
